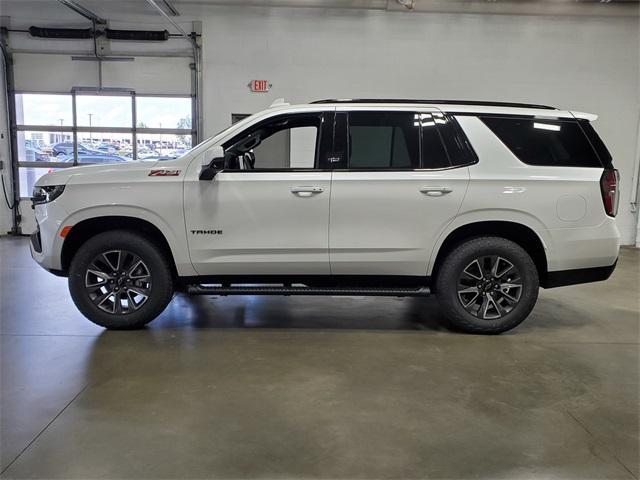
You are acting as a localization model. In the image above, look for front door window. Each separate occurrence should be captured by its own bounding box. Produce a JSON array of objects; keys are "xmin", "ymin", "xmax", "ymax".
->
[{"xmin": 224, "ymin": 114, "xmax": 322, "ymax": 170}]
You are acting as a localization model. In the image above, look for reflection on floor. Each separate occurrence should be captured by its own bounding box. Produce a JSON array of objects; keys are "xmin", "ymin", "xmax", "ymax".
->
[{"xmin": 1, "ymin": 236, "xmax": 638, "ymax": 479}]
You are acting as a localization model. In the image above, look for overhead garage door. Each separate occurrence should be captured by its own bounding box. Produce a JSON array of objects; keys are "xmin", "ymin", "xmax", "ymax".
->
[{"xmin": 12, "ymin": 50, "xmax": 194, "ymax": 233}]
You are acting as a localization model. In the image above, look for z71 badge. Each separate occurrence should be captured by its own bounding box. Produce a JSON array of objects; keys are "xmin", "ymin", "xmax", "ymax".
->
[{"xmin": 149, "ymin": 169, "xmax": 181, "ymax": 177}]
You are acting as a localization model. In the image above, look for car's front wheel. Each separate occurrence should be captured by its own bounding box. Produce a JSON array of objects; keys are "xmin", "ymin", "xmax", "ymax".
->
[
  {"xmin": 68, "ymin": 231, "xmax": 174, "ymax": 329},
  {"xmin": 435, "ymin": 236, "xmax": 539, "ymax": 334}
]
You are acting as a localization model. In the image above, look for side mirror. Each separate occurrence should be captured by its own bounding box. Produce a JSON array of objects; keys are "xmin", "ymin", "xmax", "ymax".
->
[{"xmin": 199, "ymin": 146, "xmax": 225, "ymax": 180}]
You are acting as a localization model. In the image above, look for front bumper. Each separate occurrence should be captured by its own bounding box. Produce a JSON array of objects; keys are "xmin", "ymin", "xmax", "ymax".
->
[
  {"xmin": 30, "ymin": 228, "xmax": 42, "ymax": 254},
  {"xmin": 29, "ymin": 201, "xmax": 68, "ymax": 272}
]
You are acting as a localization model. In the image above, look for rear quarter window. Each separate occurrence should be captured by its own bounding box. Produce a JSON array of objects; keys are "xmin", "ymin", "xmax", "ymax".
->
[
  {"xmin": 480, "ymin": 116, "xmax": 603, "ymax": 168},
  {"xmin": 578, "ymin": 119, "xmax": 613, "ymax": 169}
]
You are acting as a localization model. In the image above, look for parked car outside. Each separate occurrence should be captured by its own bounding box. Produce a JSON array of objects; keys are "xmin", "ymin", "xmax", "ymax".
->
[{"xmin": 25, "ymin": 146, "xmax": 49, "ymax": 162}]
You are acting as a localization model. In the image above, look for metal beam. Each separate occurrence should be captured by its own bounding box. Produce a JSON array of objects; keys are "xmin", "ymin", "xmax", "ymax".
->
[
  {"xmin": 145, "ymin": 0, "xmax": 195, "ymax": 50},
  {"xmin": 57, "ymin": 0, "xmax": 106, "ymax": 24},
  {"xmin": 0, "ymin": 26, "xmax": 21, "ymax": 234},
  {"xmin": 160, "ymin": 0, "xmax": 180, "ymax": 17},
  {"xmin": 12, "ymin": 48, "xmax": 193, "ymax": 59}
]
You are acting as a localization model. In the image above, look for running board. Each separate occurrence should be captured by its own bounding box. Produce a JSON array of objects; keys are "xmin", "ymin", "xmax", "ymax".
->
[{"xmin": 187, "ymin": 285, "xmax": 431, "ymax": 297}]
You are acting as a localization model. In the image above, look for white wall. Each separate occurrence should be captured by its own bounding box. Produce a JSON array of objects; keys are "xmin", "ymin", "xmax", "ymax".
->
[{"xmin": 201, "ymin": 7, "xmax": 640, "ymax": 245}]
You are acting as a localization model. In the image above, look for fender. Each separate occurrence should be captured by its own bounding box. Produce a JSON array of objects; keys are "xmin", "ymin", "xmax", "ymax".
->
[
  {"xmin": 56, "ymin": 205, "xmax": 197, "ymax": 276},
  {"xmin": 427, "ymin": 208, "xmax": 551, "ymax": 276}
]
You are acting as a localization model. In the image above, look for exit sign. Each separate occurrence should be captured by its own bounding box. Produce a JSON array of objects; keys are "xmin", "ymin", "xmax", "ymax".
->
[{"xmin": 249, "ymin": 80, "xmax": 271, "ymax": 93}]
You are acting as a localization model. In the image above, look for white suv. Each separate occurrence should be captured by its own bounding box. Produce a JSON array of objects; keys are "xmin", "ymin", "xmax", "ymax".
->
[{"xmin": 29, "ymin": 99, "xmax": 620, "ymax": 333}]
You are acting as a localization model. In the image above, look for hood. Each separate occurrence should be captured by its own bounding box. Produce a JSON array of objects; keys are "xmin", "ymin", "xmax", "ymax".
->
[{"xmin": 35, "ymin": 160, "xmax": 160, "ymax": 187}]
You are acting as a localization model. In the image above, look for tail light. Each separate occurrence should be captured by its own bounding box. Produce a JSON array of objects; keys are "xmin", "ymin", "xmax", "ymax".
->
[{"xmin": 600, "ymin": 169, "xmax": 619, "ymax": 217}]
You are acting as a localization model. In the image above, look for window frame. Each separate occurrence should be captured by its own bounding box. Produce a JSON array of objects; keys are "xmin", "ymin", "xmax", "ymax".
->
[
  {"xmin": 15, "ymin": 90, "xmax": 195, "ymax": 198},
  {"xmin": 330, "ymin": 109, "xmax": 478, "ymax": 172},
  {"xmin": 434, "ymin": 114, "xmax": 479, "ymax": 169},
  {"xmin": 478, "ymin": 114, "xmax": 605, "ymax": 168},
  {"xmin": 221, "ymin": 111, "xmax": 332, "ymax": 172},
  {"xmin": 474, "ymin": 113, "xmax": 606, "ymax": 168},
  {"xmin": 419, "ymin": 112, "xmax": 452, "ymax": 170},
  {"xmin": 344, "ymin": 110, "xmax": 422, "ymax": 171}
]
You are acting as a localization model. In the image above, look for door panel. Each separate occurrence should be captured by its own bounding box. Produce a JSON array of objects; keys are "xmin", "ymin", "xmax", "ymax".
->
[
  {"xmin": 184, "ymin": 110, "xmax": 333, "ymax": 276},
  {"xmin": 329, "ymin": 169, "xmax": 469, "ymax": 276},
  {"xmin": 185, "ymin": 171, "xmax": 331, "ymax": 275}
]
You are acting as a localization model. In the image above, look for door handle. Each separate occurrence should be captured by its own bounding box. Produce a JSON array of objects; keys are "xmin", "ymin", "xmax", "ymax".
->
[
  {"xmin": 291, "ymin": 186, "xmax": 324, "ymax": 197},
  {"xmin": 420, "ymin": 186, "xmax": 453, "ymax": 197}
]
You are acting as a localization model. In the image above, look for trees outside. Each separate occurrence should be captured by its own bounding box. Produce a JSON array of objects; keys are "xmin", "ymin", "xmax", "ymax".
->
[{"xmin": 176, "ymin": 116, "xmax": 192, "ymax": 145}]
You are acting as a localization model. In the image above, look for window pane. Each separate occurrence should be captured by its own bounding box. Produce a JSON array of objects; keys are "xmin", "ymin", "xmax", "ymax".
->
[
  {"xmin": 439, "ymin": 115, "xmax": 477, "ymax": 167},
  {"xmin": 251, "ymin": 130, "xmax": 291, "ymax": 169},
  {"xmin": 19, "ymin": 167, "xmax": 53, "ymax": 197},
  {"xmin": 348, "ymin": 112, "xmax": 419, "ymax": 169},
  {"xmin": 136, "ymin": 97, "xmax": 191, "ymax": 130},
  {"xmin": 136, "ymin": 133, "xmax": 193, "ymax": 160},
  {"xmin": 419, "ymin": 113, "xmax": 450, "ymax": 169},
  {"xmin": 481, "ymin": 116, "xmax": 602, "ymax": 168},
  {"xmin": 249, "ymin": 126, "xmax": 317, "ymax": 169},
  {"xmin": 578, "ymin": 119, "xmax": 613, "ymax": 168},
  {"xmin": 17, "ymin": 131, "xmax": 73, "ymax": 162},
  {"xmin": 76, "ymin": 95, "xmax": 132, "ymax": 127},
  {"xmin": 76, "ymin": 132, "xmax": 132, "ymax": 163},
  {"xmin": 15, "ymin": 94, "xmax": 73, "ymax": 126},
  {"xmin": 290, "ymin": 127, "xmax": 317, "ymax": 168},
  {"xmin": 225, "ymin": 114, "xmax": 320, "ymax": 170}
]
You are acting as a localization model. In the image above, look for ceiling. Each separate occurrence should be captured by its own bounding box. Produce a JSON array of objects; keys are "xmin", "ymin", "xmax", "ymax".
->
[{"xmin": 0, "ymin": 0, "xmax": 638, "ymax": 27}]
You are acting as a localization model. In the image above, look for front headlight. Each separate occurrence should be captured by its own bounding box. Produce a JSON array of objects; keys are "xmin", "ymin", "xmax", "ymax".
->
[{"xmin": 32, "ymin": 185, "xmax": 65, "ymax": 205}]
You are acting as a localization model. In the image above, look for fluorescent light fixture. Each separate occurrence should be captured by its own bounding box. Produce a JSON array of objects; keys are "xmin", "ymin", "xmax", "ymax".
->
[{"xmin": 534, "ymin": 122, "xmax": 561, "ymax": 131}]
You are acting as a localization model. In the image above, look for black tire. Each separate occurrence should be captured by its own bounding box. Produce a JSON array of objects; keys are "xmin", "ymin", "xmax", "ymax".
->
[
  {"xmin": 68, "ymin": 230, "xmax": 174, "ymax": 329},
  {"xmin": 435, "ymin": 236, "xmax": 539, "ymax": 334}
]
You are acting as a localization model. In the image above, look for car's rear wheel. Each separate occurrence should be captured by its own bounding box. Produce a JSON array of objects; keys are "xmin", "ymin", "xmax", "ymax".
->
[
  {"xmin": 435, "ymin": 236, "xmax": 539, "ymax": 334},
  {"xmin": 69, "ymin": 231, "xmax": 174, "ymax": 329}
]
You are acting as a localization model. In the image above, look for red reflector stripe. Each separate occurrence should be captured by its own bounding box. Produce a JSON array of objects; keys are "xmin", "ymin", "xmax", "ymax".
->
[{"xmin": 60, "ymin": 226, "xmax": 73, "ymax": 238}]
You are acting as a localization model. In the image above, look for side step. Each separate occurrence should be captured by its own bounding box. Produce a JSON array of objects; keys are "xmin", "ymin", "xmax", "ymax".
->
[{"xmin": 187, "ymin": 285, "xmax": 431, "ymax": 297}]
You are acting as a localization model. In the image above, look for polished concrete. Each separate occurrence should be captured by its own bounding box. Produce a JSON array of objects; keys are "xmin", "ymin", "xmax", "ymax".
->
[{"xmin": 0, "ymin": 236, "xmax": 638, "ymax": 479}]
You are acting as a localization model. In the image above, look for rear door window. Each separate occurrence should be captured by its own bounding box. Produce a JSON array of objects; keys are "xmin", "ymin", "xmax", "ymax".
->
[
  {"xmin": 439, "ymin": 114, "xmax": 478, "ymax": 167},
  {"xmin": 481, "ymin": 116, "xmax": 603, "ymax": 167},
  {"xmin": 419, "ymin": 113, "xmax": 450, "ymax": 169},
  {"xmin": 347, "ymin": 112, "xmax": 420, "ymax": 169}
]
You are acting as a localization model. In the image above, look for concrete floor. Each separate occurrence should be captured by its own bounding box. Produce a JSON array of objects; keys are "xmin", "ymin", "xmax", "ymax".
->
[{"xmin": 0, "ymin": 236, "xmax": 638, "ymax": 479}]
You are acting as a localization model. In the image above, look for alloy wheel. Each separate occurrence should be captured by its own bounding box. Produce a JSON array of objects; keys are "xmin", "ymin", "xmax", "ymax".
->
[
  {"xmin": 84, "ymin": 250, "xmax": 152, "ymax": 314},
  {"xmin": 457, "ymin": 255, "xmax": 523, "ymax": 320}
]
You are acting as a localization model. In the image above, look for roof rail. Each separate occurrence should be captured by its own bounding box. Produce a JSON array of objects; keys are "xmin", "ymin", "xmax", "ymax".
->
[{"xmin": 310, "ymin": 99, "xmax": 557, "ymax": 110}]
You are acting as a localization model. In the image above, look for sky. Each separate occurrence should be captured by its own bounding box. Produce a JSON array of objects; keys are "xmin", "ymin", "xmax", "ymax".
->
[{"xmin": 18, "ymin": 94, "xmax": 191, "ymax": 130}]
